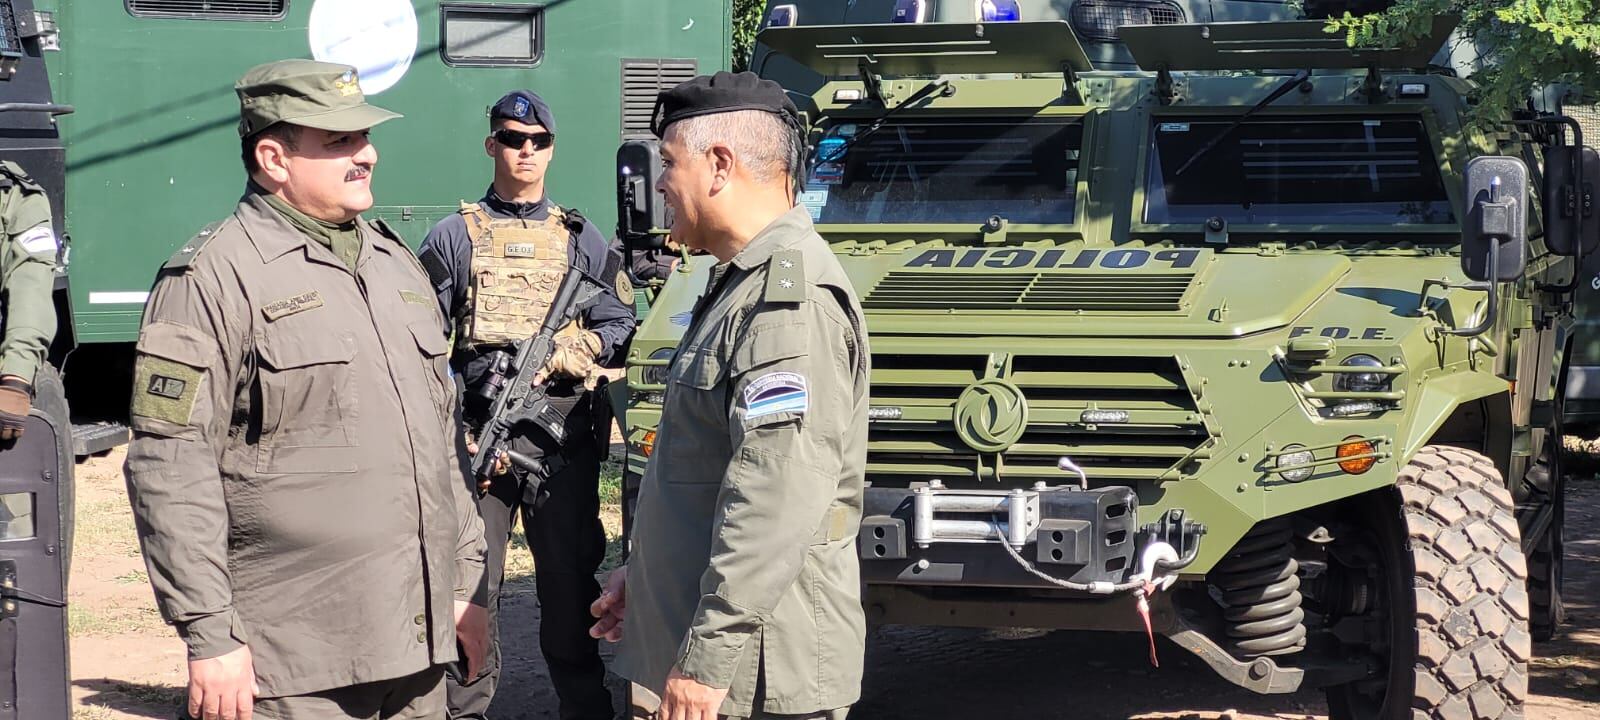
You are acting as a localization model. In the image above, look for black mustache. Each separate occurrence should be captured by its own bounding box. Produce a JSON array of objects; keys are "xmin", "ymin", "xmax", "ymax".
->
[{"xmin": 346, "ymin": 166, "xmax": 372, "ymax": 181}]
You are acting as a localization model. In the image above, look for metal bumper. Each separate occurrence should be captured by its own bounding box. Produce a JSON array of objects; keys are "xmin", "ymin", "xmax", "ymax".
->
[{"xmin": 859, "ymin": 481, "xmax": 1139, "ymax": 588}]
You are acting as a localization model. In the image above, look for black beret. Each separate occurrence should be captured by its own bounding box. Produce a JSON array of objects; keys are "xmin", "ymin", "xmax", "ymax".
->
[
  {"xmin": 651, "ymin": 71, "xmax": 799, "ymax": 137},
  {"xmin": 488, "ymin": 90, "xmax": 556, "ymax": 133}
]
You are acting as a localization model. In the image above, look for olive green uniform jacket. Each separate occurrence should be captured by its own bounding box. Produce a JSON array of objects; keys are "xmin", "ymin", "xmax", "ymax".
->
[
  {"xmin": 124, "ymin": 193, "xmax": 486, "ymax": 698},
  {"xmin": 0, "ymin": 161, "xmax": 58, "ymax": 383},
  {"xmin": 615, "ymin": 206, "xmax": 870, "ymax": 716}
]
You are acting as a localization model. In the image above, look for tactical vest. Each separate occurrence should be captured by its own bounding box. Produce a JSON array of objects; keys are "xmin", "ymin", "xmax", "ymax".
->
[{"xmin": 457, "ymin": 202, "xmax": 574, "ymax": 350}]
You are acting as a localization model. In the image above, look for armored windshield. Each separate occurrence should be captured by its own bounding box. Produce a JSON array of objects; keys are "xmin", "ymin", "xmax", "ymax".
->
[
  {"xmin": 1144, "ymin": 117, "xmax": 1454, "ymax": 226},
  {"xmin": 802, "ymin": 119, "xmax": 1082, "ymax": 225}
]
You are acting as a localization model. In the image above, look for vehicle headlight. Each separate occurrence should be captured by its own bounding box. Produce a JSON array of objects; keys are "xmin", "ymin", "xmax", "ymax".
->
[
  {"xmin": 639, "ymin": 347, "xmax": 676, "ymax": 387},
  {"xmin": 1333, "ymin": 354, "xmax": 1389, "ymax": 393},
  {"xmin": 1275, "ymin": 444, "xmax": 1315, "ymax": 482}
]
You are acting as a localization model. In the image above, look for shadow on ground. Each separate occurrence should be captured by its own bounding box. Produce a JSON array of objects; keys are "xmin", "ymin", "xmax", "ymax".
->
[{"xmin": 74, "ymin": 679, "xmax": 184, "ymax": 720}]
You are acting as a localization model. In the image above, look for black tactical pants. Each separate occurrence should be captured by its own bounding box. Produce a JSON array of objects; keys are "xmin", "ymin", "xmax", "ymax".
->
[{"xmin": 447, "ymin": 399, "xmax": 613, "ymax": 720}]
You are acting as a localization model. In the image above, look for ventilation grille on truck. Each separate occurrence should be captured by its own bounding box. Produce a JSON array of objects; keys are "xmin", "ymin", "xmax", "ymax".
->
[
  {"xmin": 621, "ymin": 58, "xmax": 699, "ymax": 140},
  {"xmin": 126, "ymin": 0, "xmax": 287, "ymax": 20},
  {"xmin": 866, "ymin": 353, "xmax": 1212, "ymax": 487},
  {"xmin": 1070, "ymin": 0, "xmax": 1186, "ymax": 42},
  {"xmin": 864, "ymin": 271, "xmax": 1195, "ymax": 312}
]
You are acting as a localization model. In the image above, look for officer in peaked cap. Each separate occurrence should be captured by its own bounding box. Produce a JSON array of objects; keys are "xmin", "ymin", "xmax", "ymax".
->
[
  {"xmin": 592, "ymin": 71, "xmax": 870, "ymax": 720},
  {"xmin": 125, "ymin": 59, "xmax": 489, "ymax": 720},
  {"xmin": 417, "ymin": 88, "xmax": 634, "ymax": 720}
]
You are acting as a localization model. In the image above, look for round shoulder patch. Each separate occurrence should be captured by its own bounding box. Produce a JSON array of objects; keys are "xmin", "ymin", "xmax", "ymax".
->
[{"xmin": 616, "ymin": 269, "xmax": 635, "ymax": 299}]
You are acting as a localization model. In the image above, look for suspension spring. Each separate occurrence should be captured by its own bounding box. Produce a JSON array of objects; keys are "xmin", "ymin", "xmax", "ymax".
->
[{"xmin": 1209, "ymin": 517, "xmax": 1307, "ymax": 658}]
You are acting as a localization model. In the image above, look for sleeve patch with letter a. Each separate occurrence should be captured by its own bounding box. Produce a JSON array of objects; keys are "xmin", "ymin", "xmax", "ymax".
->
[{"xmin": 131, "ymin": 356, "xmax": 203, "ymax": 426}]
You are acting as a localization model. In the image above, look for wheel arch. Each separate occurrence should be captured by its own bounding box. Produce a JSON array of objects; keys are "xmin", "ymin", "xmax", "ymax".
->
[{"xmin": 1406, "ymin": 374, "xmax": 1513, "ymax": 482}]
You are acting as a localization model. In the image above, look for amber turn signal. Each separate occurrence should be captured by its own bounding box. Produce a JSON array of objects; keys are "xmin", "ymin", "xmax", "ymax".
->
[
  {"xmin": 1337, "ymin": 439, "xmax": 1376, "ymax": 474},
  {"xmin": 640, "ymin": 429, "xmax": 657, "ymax": 458}
]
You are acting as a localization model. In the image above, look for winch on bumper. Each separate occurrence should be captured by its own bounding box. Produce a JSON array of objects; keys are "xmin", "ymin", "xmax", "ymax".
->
[{"xmin": 858, "ymin": 470, "xmax": 1205, "ymax": 591}]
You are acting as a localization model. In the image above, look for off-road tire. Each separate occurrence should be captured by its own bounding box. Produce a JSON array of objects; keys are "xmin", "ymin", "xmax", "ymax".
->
[
  {"xmin": 1526, "ymin": 502, "xmax": 1564, "ymax": 642},
  {"xmin": 1522, "ymin": 451, "xmax": 1565, "ymax": 642},
  {"xmin": 1328, "ymin": 446, "xmax": 1530, "ymax": 720}
]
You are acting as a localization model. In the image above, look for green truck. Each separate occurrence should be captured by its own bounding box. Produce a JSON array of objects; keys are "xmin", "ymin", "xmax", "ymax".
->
[
  {"xmin": 616, "ymin": 2, "xmax": 1582, "ymax": 718},
  {"xmin": 23, "ymin": 0, "xmax": 729, "ymax": 447}
]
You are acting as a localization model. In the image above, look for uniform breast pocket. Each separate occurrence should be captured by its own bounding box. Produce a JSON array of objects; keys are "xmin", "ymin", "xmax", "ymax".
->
[
  {"xmin": 255, "ymin": 330, "xmax": 358, "ymax": 473},
  {"xmin": 670, "ymin": 345, "xmax": 726, "ymax": 390},
  {"xmin": 408, "ymin": 321, "xmax": 452, "ymax": 419}
]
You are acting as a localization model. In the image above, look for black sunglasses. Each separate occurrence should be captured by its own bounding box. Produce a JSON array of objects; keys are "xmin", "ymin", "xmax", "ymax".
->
[{"xmin": 492, "ymin": 128, "xmax": 555, "ymax": 151}]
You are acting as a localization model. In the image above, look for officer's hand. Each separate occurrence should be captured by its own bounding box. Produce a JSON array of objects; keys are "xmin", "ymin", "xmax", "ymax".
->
[
  {"xmin": 659, "ymin": 668, "xmax": 729, "ymax": 720},
  {"xmin": 454, "ymin": 600, "xmax": 490, "ymax": 681},
  {"xmin": 589, "ymin": 565, "xmax": 627, "ymax": 642},
  {"xmin": 463, "ymin": 440, "xmax": 507, "ymax": 491},
  {"xmin": 547, "ymin": 328, "xmax": 603, "ymax": 380},
  {"xmin": 0, "ymin": 376, "xmax": 32, "ymax": 440},
  {"xmin": 187, "ymin": 645, "xmax": 258, "ymax": 720}
]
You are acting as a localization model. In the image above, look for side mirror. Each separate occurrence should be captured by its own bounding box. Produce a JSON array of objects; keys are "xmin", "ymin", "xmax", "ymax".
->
[
  {"xmin": 1541, "ymin": 144, "xmax": 1599, "ymax": 257},
  {"xmin": 616, "ymin": 139, "xmax": 671, "ymax": 252},
  {"xmin": 1461, "ymin": 155, "xmax": 1529, "ymax": 282}
]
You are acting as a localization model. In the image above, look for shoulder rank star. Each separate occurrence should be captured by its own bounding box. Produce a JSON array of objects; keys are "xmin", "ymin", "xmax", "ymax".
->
[
  {"xmin": 780, "ymin": 278, "xmax": 795, "ymax": 289},
  {"xmin": 779, "ymin": 259, "xmax": 795, "ymax": 269}
]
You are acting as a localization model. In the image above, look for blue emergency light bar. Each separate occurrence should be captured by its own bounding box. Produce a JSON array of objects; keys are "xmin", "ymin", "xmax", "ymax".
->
[
  {"xmin": 978, "ymin": 0, "xmax": 1022, "ymax": 21},
  {"xmin": 892, "ymin": 0, "xmax": 931, "ymax": 23}
]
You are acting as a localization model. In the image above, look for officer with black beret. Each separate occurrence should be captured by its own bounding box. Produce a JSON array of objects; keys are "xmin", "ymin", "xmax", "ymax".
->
[{"xmin": 591, "ymin": 71, "xmax": 870, "ymax": 720}]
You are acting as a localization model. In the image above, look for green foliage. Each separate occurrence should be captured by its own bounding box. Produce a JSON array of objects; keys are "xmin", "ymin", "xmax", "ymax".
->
[
  {"xmin": 732, "ymin": 0, "xmax": 767, "ymax": 72},
  {"xmin": 1326, "ymin": 1, "xmax": 1600, "ymax": 121}
]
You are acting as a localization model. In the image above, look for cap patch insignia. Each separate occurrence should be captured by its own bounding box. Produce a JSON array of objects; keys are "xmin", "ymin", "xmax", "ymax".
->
[
  {"xmin": 743, "ymin": 371, "xmax": 808, "ymax": 419},
  {"xmin": 514, "ymin": 96, "xmax": 531, "ymax": 118},
  {"xmin": 261, "ymin": 290, "xmax": 325, "ymax": 321},
  {"xmin": 334, "ymin": 70, "xmax": 360, "ymax": 96}
]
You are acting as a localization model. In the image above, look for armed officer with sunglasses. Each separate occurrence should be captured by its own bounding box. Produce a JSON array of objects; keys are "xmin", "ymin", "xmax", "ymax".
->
[{"xmin": 417, "ymin": 90, "xmax": 634, "ymax": 720}]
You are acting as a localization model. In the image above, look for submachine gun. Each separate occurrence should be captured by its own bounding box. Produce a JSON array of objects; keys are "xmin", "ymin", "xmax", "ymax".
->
[{"xmin": 469, "ymin": 261, "xmax": 613, "ymax": 482}]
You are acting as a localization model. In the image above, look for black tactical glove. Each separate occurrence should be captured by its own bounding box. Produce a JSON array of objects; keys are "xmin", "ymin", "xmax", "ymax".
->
[{"xmin": 0, "ymin": 376, "xmax": 32, "ymax": 440}]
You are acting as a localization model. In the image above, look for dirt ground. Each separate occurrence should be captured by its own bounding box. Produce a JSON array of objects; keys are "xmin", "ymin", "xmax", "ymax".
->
[{"xmin": 68, "ymin": 447, "xmax": 1600, "ymax": 720}]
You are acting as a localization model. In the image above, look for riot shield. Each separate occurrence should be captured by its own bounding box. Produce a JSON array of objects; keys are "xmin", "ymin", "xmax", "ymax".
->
[{"xmin": 0, "ymin": 364, "xmax": 72, "ymax": 720}]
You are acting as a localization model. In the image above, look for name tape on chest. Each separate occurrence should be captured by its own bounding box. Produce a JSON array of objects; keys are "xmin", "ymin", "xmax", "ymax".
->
[
  {"xmin": 743, "ymin": 371, "xmax": 809, "ymax": 420},
  {"xmin": 16, "ymin": 226, "xmax": 57, "ymax": 255},
  {"xmin": 261, "ymin": 291, "xmax": 325, "ymax": 321},
  {"xmin": 400, "ymin": 290, "xmax": 433, "ymax": 306}
]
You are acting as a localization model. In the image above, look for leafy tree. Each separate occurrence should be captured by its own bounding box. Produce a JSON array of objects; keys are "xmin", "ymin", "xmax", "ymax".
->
[
  {"xmin": 1325, "ymin": 1, "xmax": 1600, "ymax": 120},
  {"xmin": 732, "ymin": 0, "xmax": 766, "ymax": 72}
]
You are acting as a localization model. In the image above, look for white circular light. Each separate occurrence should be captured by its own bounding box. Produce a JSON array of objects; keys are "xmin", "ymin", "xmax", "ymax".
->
[
  {"xmin": 308, "ymin": 0, "xmax": 418, "ymax": 96},
  {"xmin": 1276, "ymin": 445, "xmax": 1315, "ymax": 482}
]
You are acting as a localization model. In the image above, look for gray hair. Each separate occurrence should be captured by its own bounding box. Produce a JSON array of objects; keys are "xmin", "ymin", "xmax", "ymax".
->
[{"xmin": 672, "ymin": 109, "xmax": 798, "ymax": 184}]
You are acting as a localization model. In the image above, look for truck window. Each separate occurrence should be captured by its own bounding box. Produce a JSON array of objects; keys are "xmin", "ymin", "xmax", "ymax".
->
[
  {"xmin": 805, "ymin": 119, "xmax": 1082, "ymax": 225},
  {"xmin": 1143, "ymin": 117, "xmax": 1454, "ymax": 226}
]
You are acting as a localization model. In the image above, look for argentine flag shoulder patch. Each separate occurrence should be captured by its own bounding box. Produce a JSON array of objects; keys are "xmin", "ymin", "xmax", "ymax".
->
[
  {"xmin": 17, "ymin": 226, "xmax": 56, "ymax": 255},
  {"xmin": 743, "ymin": 371, "xmax": 808, "ymax": 421}
]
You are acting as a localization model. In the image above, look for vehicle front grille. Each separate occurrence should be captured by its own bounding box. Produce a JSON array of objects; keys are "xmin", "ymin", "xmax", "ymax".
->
[
  {"xmin": 864, "ymin": 271, "xmax": 1195, "ymax": 312},
  {"xmin": 866, "ymin": 353, "xmax": 1212, "ymax": 487}
]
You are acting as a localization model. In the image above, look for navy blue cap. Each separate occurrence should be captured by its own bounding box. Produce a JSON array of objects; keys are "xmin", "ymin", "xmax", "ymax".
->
[{"xmin": 488, "ymin": 90, "xmax": 555, "ymax": 133}]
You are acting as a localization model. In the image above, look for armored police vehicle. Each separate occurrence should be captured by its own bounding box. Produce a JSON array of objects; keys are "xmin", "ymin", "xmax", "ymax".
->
[{"xmin": 617, "ymin": 1, "xmax": 1585, "ymax": 718}]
